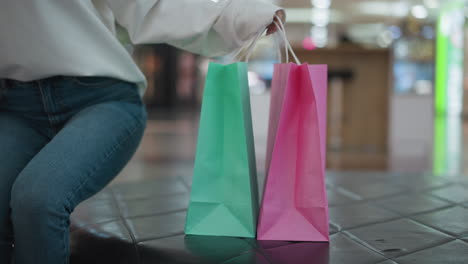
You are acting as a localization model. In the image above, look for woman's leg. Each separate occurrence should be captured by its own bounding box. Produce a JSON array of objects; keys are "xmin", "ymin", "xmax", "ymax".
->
[
  {"xmin": 10, "ymin": 99, "xmax": 146, "ymax": 264},
  {"xmin": 0, "ymin": 113, "xmax": 49, "ymax": 264}
]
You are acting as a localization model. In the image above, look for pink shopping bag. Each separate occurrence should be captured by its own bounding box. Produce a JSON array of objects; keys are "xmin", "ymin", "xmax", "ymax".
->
[{"xmin": 257, "ymin": 59, "xmax": 329, "ymax": 241}]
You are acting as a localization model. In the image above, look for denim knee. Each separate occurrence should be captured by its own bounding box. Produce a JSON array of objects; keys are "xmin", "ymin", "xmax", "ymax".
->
[{"xmin": 10, "ymin": 183, "xmax": 70, "ymax": 227}]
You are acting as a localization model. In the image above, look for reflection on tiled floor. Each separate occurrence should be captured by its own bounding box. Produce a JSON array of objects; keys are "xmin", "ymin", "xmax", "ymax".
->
[{"xmin": 70, "ymin": 110, "xmax": 468, "ymax": 264}]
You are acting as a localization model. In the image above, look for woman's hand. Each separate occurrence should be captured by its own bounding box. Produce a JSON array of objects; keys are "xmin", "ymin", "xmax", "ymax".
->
[{"xmin": 266, "ymin": 10, "xmax": 286, "ymax": 35}]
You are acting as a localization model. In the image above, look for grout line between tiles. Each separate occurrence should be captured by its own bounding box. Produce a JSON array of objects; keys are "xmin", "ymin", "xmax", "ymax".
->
[
  {"xmin": 242, "ymin": 237, "xmax": 311, "ymax": 264},
  {"xmin": 329, "ymin": 221, "xmax": 340, "ymax": 230},
  {"xmin": 332, "ymin": 180, "xmax": 456, "ymax": 202},
  {"xmin": 459, "ymin": 231, "xmax": 468, "ymax": 238},
  {"xmin": 334, "ymin": 187, "xmax": 363, "ymax": 200},
  {"xmin": 112, "ymin": 190, "xmax": 189, "ymax": 202},
  {"xmin": 341, "ymin": 211, "xmax": 459, "ymax": 260},
  {"xmin": 332, "ymin": 215, "xmax": 403, "ymax": 232},
  {"xmin": 392, "ymin": 182, "xmax": 455, "ymax": 193},
  {"xmin": 250, "ymin": 246, "xmax": 277, "ymax": 264},
  {"xmin": 226, "ymin": 240, "xmax": 272, "ymax": 264},
  {"xmin": 404, "ymin": 212, "xmax": 468, "ymax": 239},
  {"xmin": 70, "ymin": 218, "xmax": 120, "ymax": 231},
  {"xmin": 385, "ymin": 238, "xmax": 457, "ymax": 260},
  {"xmin": 345, "ymin": 228, "xmax": 455, "ymax": 260},
  {"xmin": 109, "ymin": 188, "xmax": 142, "ymax": 264},
  {"xmin": 340, "ymin": 231, "xmax": 394, "ymax": 262},
  {"xmin": 407, "ymin": 216, "xmax": 468, "ymax": 239},
  {"xmin": 380, "ymin": 261, "xmax": 399, "ymax": 264},
  {"xmin": 342, "ymin": 208, "xmax": 458, "ymax": 240},
  {"xmin": 178, "ymin": 176, "xmax": 192, "ymax": 190},
  {"xmin": 377, "ymin": 204, "xmax": 455, "ymax": 219},
  {"xmin": 244, "ymin": 238, "xmax": 290, "ymax": 251},
  {"xmin": 335, "ymin": 201, "xmax": 452, "ymax": 233},
  {"xmin": 135, "ymin": 232, "xmax": 186, "ymax": 244},
  {"xmin": 404, "ymin": 203, "xmax": 459, "ymax": 216},
  {"xmin": 123, "ymin": 208, "xmax": 188, "ymax": 220},
  {"xmin": 322, "ymin": 178, "xmax": 468, "ymax": 261},
  {"xmin": 454, "ymin": 238, "xmax": 468, "ymax": 245},
  {"xmin": 220, "ymin": 251, "xmax": 269, "ymax": 264},
  {"xmin": 340, "ymin": 190, "xmax": 414, "ymax": 204},
  {"xmin": 375, "ymin": 261, "xmax": 397, "ymax": 264},
  {"xmin": 425, "ymin": 193, "xmax": 468, "ymax": 205}
]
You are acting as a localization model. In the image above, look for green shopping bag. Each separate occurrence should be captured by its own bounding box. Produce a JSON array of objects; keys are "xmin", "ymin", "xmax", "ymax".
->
[{"xmin": 184, "ymin": 61, "xmax": 259, "ymax": 238}]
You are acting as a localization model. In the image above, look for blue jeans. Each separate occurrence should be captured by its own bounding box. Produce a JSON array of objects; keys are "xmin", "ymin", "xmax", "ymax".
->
[{"xmin": 0, "ymin": 76, "xmax": 147, "ymax": 264}]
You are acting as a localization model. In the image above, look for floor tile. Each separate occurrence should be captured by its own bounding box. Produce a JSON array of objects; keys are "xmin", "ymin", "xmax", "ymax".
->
[
  {"xmin": 118, "ymin": 192, "xmax": 189, "ymax": 218},
  {"xmin": 395, "ymin": 240, "xmax": 468, "ymax": 264},
  {"xmin": 222, "ymin": 252, "xmax": 270, "ymax": 264},
  {"xmin": 347, "ymin": 219, "xmax": 454, "ymax": 258},
  {"xmin": 250, "ymin": 239, "xmax": 331, "ymax": 264},
  {"xmin": 68, "ymin": 110, "xmax": 468, "ymax": 263},
  {"xmin": 180, "ymin": 174, "xmax": 193, "ymax": 187},
  {"xmin": 430, "ymin": 186, "xmax": 468, "ymax": 204},
  {"xmin": 329, "ymin": 234, "xmax": 386, "ymax": 264},
  {"xmin": 88, "ymin": 188, "xmax": 114, "ymax": 200},
  {"xmin": 249, "ymin": 240, "xmax": 295, "ymax": 250},
  {"xmin": 329, "ymin": 224, "xmax": 339, "ymax": 235},
  {"xmin": 119, "ymin": 161, "xmax": 193, "ymax": 183},
  {"xmin": 391, "ymin": 174, "xmax": 453, "ymax": 191},
  {"xmin": 116, "ymin": 163, "xmax": 194, "ymax": 185},
  {"xmin": 329, "ymin": 203, "xmax": 399, "ymax": 230},
  {"xmin": 71, "ymin": 220, "xmax": 133, "ymax": 242},
  {"xmin": 125, "ymin": 211, "xmax": 186, "ymax": 242},
  {"xmin": 337, "ymin": 182, "xmax": 407, "ymax": 200},
  {"xmin": 262, "ymin": 242, "xmax": 330, "ymax": 264},
  {"xmin": 71, "ymin": 197, "xmax": 120, "ymax": 226},
  {"xmin": 327, "ymin": 188, "xmax": 362, "ymax": 206},
  {"xmin": 70, "ymin": 221, "xmax": 138, "ymax": 264},
  {"xmin": 326, "ymin": 172, "xmax": 392, "ymax": 186},
  {"xmin": 376, "ymin": 261, "xmax": 398, "ymax": 264},
  {"xmin": 138, "ymin": 235, "xmax": 255, "ymax": 264},
  {"xmin": 410, "ymin": 206, "xmax": 468, "ymax": 237},
  {"xmin": 112, "ymin": 178, "xmax": 187, "ymax": 200},
  {"xmin": 375, "ymin": 194, "xmax": 451, "ymax": 216}
]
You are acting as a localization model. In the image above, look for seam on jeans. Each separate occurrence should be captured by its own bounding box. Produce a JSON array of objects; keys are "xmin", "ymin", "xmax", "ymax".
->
[
  {"xmin": 38, "ymin": 83, "xmax": 56, "ymax": 133},
  {"xmin": 66, "ymin": 119, "xmax": 144, "ymax": 208},
  {"xmin": 118, "ymin": 101, "xmax": 147, "ymax": 129},
  {"xmin": 63, "ymin": 119, "xmax": 144, "ymax": 262},
  {"xmin": 53, "ymin": 83, "xmax": 71, "ymax": 111},
  {"xmin": 63, "ymin": 216, "xmax": 68, "ymax": 264}
]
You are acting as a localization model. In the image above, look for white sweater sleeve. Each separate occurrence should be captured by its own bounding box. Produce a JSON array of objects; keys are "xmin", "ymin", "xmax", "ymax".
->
[{"xmin": 104, "ymin": 0, "xmax": 282, "ymax": 57}]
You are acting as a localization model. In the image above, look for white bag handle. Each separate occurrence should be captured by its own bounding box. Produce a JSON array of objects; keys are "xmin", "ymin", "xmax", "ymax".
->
[
  {"xmin": 274, "ymin": 15, "xmax": 301, "ymax": 65},
  {"xmin": 228, "ymin": 15, "xmax": 301, "ymax": 64},
  {"xmin": 229, "ymin": 28, "xmax": 266, "ymax": 63}
]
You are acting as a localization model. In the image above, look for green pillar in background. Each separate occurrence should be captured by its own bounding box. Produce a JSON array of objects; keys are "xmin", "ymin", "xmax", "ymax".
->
[
  {"xmin": 435, "ymin": 0, "xmax": 465, "ymax": 115},
  {"xmin": 433, "ymin": 0, "xmax": 465, "ymax": 175}
]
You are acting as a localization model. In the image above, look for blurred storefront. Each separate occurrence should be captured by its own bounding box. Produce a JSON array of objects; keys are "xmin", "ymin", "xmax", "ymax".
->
[
  {"xmin": 129, "ymin": 0, "xmax": 468, "ymax": 174},
  {"xmin": 133, "ymin": 45, "xmax": 201, "ymax": 109}
]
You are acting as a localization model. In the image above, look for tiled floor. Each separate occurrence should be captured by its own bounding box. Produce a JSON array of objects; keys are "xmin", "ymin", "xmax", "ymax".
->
[
  {"xmin": 70, "ymin": 171, "xmax": 468, "ymax": 264},
  {"xmin": 70, "ymin": 109, "xmax": 468, "ymax": 264}
]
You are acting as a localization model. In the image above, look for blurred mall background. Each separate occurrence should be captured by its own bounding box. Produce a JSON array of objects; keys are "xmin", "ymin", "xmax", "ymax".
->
[
  {"xmin": 68, "ymin": 1, "xmax": 468, "ymax": 262},
  {"xmin": 112, "ymin": 0, "xmax": 468, "ymax": 183}
]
